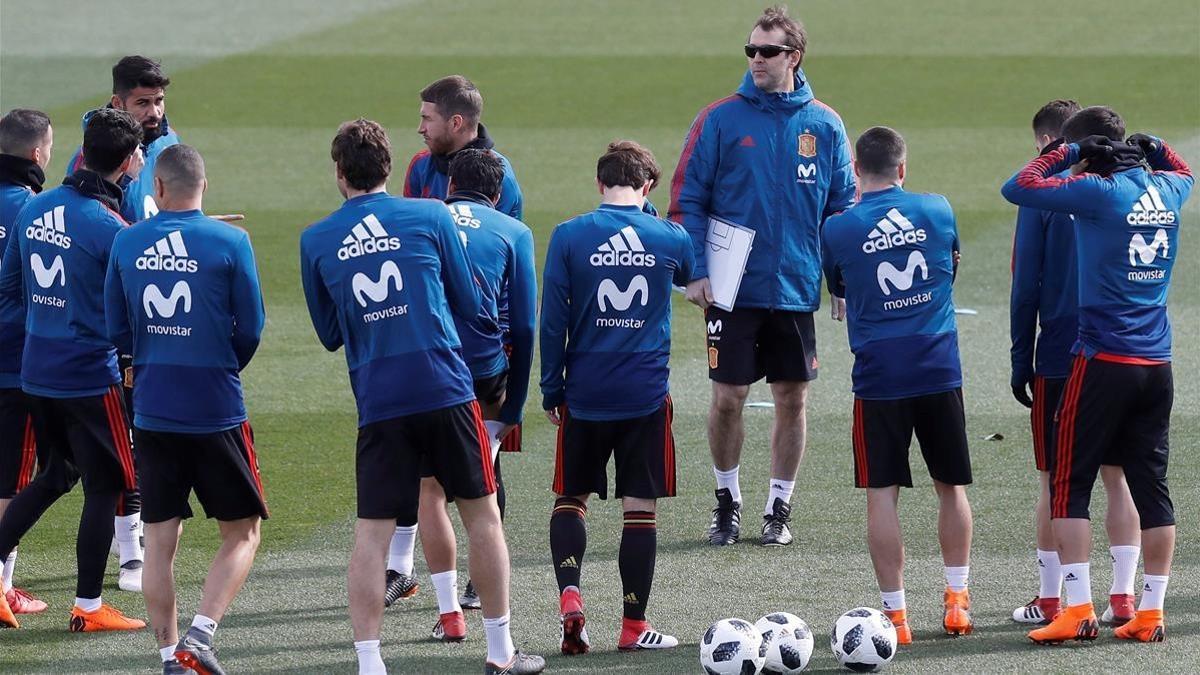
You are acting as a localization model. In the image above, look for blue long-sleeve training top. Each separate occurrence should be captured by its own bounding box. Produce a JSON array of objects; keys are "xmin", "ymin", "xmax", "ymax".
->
[
  {"xmin": 105, "ymin": 209, "xmax": 264, "ymax": 433},
  {"xmin": 540, "ymin": 203, "xmax": 694, "ymax": 421},
  {"xmin": 1001, "ymin": 138, "xmax": 1193, "ymax": 361},
  {"xmin": 300, "ymin": 192, "xmax": 481, "ymax": 427},
  {"xmin": 0, "ymin": 174, "xmax": 38, "ymax": 389},
  {"xmin": 68, "ymin": 109, "xmax": 180, "ymax": 223},
  {"xmin": 822, "ymin": 186, "xmax": 962, "ymax": 400},
  {"xmin": 403, "ymin": 125, "xmax": 523, "ymax": 221}
]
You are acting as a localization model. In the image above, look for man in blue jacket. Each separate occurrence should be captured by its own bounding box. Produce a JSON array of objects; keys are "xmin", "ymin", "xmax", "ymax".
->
[
  {"xmin": 1008, "ymin": 100, "xmax": 1140, "ymax": 629},
  {"xmin": 105, "ymin": 144, "xmax": 266, "ymax": 675},
  {"xmin": 1002, "ymin": 107, "xmax": 1192, "ymax": 644},
  {"xmin": 300, "ymin": 119, "xmax": 543, "ymax": 675},
  {"xmin": 669, "ymin": 6, "xmax": 856, "ymax": 547},
  {"xmin": 0, "ymin": 109, "xmax": 146, "ymax": 632},
  {"xmin": 0, "ymin": 108, "xmax": 53, "ymax": 622}
]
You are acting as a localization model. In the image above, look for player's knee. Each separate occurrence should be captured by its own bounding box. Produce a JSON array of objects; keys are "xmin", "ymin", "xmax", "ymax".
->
[
  {"xmin": 771, "ymin": 382, "xmax": 809, "ymax": 415},
  {"xmin": 711, "ymin": 384, "xmax": 749, "ymax": 415},
  {"xmin": 622, "ymin": 496, "xmax": 655, "ymax": 514}
]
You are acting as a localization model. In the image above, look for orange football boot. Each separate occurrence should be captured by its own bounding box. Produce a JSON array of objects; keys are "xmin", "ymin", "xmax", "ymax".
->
[
  {"xmin": 1027, "ymin": 602, "xmax": 1098, "ymax": 645},
  {"xmin": 0, "ymin": 588, "xmax": 18, "ymax": 628},
  {"xmin": 884, "ymin": 608, "xmax": 912, "ymax": 645},
  {"xmin": 943, "ymin": 588, "xmax": 973, "ymax": 636},
  {"xmin": 68, "ymin": 603, "xmax": 146, "ymax": 632},
  {"xmin": 1113, "ymin": 609, "xmax": 1165, "ymax": 642}
]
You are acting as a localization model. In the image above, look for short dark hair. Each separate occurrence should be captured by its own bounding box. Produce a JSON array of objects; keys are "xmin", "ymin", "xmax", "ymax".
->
[
  {"xmin": 1061, "ymin": 106, "xmax": 1125, "ymax": 143},
  {"xmin": 855, "ymin": 126, "xmax": 906, "ymax": 177},
  {"xmin": 597, "ymin": 140, "xmax": 660, "ymax": 190},
  {"xmin": 448, "ymin": 149, "xmax": 505, "ymax": 200},
  {"xmin": 752, "ymin": 5, "xmax": 807, "ymax": 67},
  {"xmin": 0, "ymin": 108, "xmax": 51, "ymax": 156},
  {"xmin": 155, "ymin": 144, "xmax": 205, "ymax": 193},
  {"xmin": 112, "ymin": 55, "xmax": 171, "ymax": 97},
  {"xmin": 420, "ymin": 76, "xmax": 483, "ymax": 125},
  {"xmin": 331, "ymin": 118, "xmax": 391, "ymax": 190},
  {"xmin": 1032, "ymin": 99, "xmax": 1081, "ymax": 138},
  {"xmin": 82, "ymin": 108, "xmax": 142, "ymax": 174}
]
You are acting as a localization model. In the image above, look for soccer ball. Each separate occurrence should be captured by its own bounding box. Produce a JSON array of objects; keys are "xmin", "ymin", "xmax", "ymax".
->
[
  {"xmin": 830, "ymin": 607, "xmax": 897, "ymax": 672},
  {"xmin": 700, "ymin": 617, "xmax": 766, "ymax": 675},
  {"xmin": 756, "ymin": 612, "xmax": 814, "ymax": 674}
]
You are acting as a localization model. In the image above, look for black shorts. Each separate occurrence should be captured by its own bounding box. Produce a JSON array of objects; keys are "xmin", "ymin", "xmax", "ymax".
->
[
  {"xmin": 852, "ymin": 389, "xmax": 972, "ymax": 488},
  {"xmin": 1051, "ymin": 355, "xmax": 1173, "ymax": 529},
  {"xmin": 26, "ymin": 385, "xmax": 137, "ymax": 494},
  {"xmin": 357, "ymin": 401, "xmax": 494, "ymax": 520},
  {"xmin": 0, "ymin": 388, "xmax": 39, "ymax": 499},
  {"xmin": 705, "ymin": 306, "xmax": 818, "ymax": 385},
  {"xmin": 1032, "ymin": 375, "xmax": 1121, "ymax": 473},
  {"xmin": 553, "ymin": 397, "xmax": 676, "ymax": 500},
  {"xmin": 134, "ymin": 422, "xmax": 268, "ymax": 523},
  {"xmin": 473, "ymin": 371, "xmax": 508, "ymax": 408}
]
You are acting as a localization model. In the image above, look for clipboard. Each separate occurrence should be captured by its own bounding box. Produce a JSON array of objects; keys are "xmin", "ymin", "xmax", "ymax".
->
[{"xmin": 705, "ymin": 215, "xmax": 755, "ymax": 311}]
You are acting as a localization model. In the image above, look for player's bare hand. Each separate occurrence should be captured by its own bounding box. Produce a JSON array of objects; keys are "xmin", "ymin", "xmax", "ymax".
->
[
  {"xmin": 830, "ymin": 294, "xmax": 846, "ymax": 322},
  {"xmin": 212, "ymin": 214, "xmax": 246, "ymax": 223},
  {"xmin": 124, "ymin": 146, "xmax": 145, "ymax": 180},
  {"xmin": 686, "ymin": 278, "xmax": 713, "ymax": 309},
  {"xmin": 545, "ymin": 407, "xmax": 563, "ymax": 427}
]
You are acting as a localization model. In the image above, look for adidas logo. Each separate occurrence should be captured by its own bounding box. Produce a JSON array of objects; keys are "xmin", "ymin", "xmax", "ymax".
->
[
  {"xmin": 740, "ymin": 135, "xmax": 756, "ymax": 147},
  {"xmin": 559, "ymin": 556, "xmax": 578, "ymax": 569},
  {"xmin": 136, "ymin": 231, "xmax": 197, "ymax": 273},
  {"xmin": 1126, "ymin": 185, "xmax": 1176, "ymax": 226},
  {"xmin": 589, "ymin": 226, "xmax": 656, "ymax": 267},
  {"xmin": 26, "ymin": 205, "xmax": 71, "ymax": 249},
  {"xmin": 337, "ymin": 213, "xmax": 401, "ymax": 261},
  {"xmin": 623, "ymin": 592, "xmax": 638, "ymax": 604},
  {"xmin": 862, "ymin": 208, "xmax": 925, "ymax": 254},
  {"xmin": 1064, "ymin": 572, "xmax": 1077, "ymax": 581}
]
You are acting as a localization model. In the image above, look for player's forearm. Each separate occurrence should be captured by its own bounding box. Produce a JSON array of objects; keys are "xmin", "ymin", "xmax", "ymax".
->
[{"xmin": 1001, "ymin": 143, "xmax": 1079, "ymax": 210}]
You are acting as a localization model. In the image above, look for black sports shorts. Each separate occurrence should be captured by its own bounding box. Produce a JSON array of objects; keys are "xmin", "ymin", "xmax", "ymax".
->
[
  {"xmin": 553, "ymin": 397, "xmax": 676, "ymax": 500},
  {"xmin": 0, "ymin": 388, "xmax": 39, "ymax": 498},
  {"xmin": 851, "ymin": 389, "xmax": 972, "ymax": 489},
  {"xmin": 705, "ymin": 306, "xmax": 818, "ymax": 385}
]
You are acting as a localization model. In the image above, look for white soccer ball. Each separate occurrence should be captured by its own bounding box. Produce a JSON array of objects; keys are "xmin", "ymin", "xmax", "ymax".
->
[
  {"xmin": 829, "ymin": 607, "xmax": 897, "ymax": 672},
  {"xmin": 756, "ymin": 612, "xmax": 814, "ymax": 673},
  {"xmin": 700, "ymin": 617, "xmax": 766, "ymax": 675}
]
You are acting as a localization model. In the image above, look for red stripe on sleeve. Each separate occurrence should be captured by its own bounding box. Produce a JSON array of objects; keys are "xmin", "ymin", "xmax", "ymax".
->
[
  {"xmin": 403, "ymin": 150, "xmax": 430, "ymax": 198},
  {"xmin": 667, "ymin": 96, "xmax": 737, "ymax": 224}
]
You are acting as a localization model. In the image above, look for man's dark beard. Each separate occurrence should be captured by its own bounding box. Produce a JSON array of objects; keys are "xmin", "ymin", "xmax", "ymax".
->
[{"xmin": 141, "ymin": 119, "xmax": 165, "ymax": 144}]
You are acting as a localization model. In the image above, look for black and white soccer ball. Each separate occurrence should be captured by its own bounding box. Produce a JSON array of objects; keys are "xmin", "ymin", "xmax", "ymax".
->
[
  {"xmin": 700, "ymin": 617, "xmax": 766, "ymax": 675},
  {"xmin": 755, "ymin": 612, "xmax": 814, "ymax": 673},
  {"xmin": 829, "ymin": 607, "xmax": 897, "ymax": 672}
]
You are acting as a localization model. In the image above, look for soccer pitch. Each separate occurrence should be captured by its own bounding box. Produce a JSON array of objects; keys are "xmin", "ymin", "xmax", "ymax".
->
[{"xmin": 1, "ymin": 0, "xmax": 1198, "ymax": 671}]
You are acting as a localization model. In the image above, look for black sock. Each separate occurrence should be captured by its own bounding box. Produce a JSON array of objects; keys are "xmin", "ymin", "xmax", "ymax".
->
[
  {"xmin": 619, "ymin": 510, "xmax": 656, "ymax": 621},
  {"xmin": 76, "ymin": 489, "xmax": 119, "ymax": 598},
  {"xmin": 494, "ymin": 456, "xmax": 506, "ymax": 521},
  {"xmin": 0, "ymin": 457, "xmax": 77, "ymax": 559},
  {"xmin": 117, "ymin": 487, "xmax": 142, "ymax": 517},
  {"xmin": 550, "ymin": 497, "xmax": 587, "ymax": 592}
]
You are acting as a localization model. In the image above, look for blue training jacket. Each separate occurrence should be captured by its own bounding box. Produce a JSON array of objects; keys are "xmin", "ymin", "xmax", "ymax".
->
[
  {"xmin": 445, "ymin": 194, "xmax": 537, "ymax": 425},
  {"xmin": 540, "ymin": 203, "xmax": 694, "ymax": 421},
  {"xmin": 1001, "ymin": 138, "xmax": 1193, "ymax": 361},
  {"xmin": 403, "ymin": 127, "xmax": 523, "ymax": 221},
  {"xmin": 68, "ymin": 109, "xmax": 180, "ymax": 223},
  {"xmin": 822, "ymin": 186, "xmax": 962, "ymax": 400},
  {"xmin": 669, "ymin": 69, "xmax": 856, "ymax": 312},
  {"xmin": 105, "ymin": 210, "xmax": 265, "ymax": 433},
  {"xmin": 300, "ymin": 192, "xmax": 481, "ymax": 426},
  {"xmin": 0, "ymin": 178, "xmax": 37, "ymax": 388},
  {"xmin": 0, "ymin": 180, "xmax": 126, "ymax": 397}
]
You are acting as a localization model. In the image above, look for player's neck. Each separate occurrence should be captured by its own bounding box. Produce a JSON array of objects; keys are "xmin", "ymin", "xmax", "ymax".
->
[
  {"xmin": 156, "ymin": 195, "xmax": 202, "ymax": 212},
  {"xmin": 446, "ymin": 130, "xmax": 478, "ymax": 156},
  {"xmin": 600, "ymin": 186, "xmax": 644, "ymax": 208},
  {"xmin": 79, "ymin": 164, "xmax": 125, "ymax": 185},
  {"xmin": 859, "ymin": 178, "xmax": 902, "ymax": 194},
  {"xmin": 343, "ymin": 184, "xmax": 387, "ymax": 200}
]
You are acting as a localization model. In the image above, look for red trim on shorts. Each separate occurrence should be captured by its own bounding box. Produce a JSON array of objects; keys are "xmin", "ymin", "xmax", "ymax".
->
[
  {"xmin": 103, "ymin": 386, "xmax": 137, "ymax": 490},
  {"xmin": 469, "ymin": 401, "xmax": 497, "ymax": 493},
  {"xmin": 1092, "ymin": 352, "xmax": 1168, "ymax": 366},
  {"xmin": 663, "ymin": 395, "xmax": 676, "ymax": 496},
  {"xmin": 1031, "ymin": 376, "xmax": 1046, "ymax": 470},
  {"xmin": 239, "ymin": 422, "xmax": 268, "ymax": 514},
  {"xmin": 500, "ymin": 422, "xmax": 521, "ymax": 453},
  {"xmin": 852, "ymin": 399, "xmax": 868, "ymax": 487},
  {"xmin": 16, "ymin": 415, "xmax": 36, "ymax": 491},
  {"xmin": 552, "ymin": 408, "xmax": 567, "ymax": 495},
  {"xmin": 1051, "ymin": 355, "xmax": 1087, "ymax": 518}
]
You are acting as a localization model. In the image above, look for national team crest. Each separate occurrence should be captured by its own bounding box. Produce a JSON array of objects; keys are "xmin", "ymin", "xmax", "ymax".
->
[
  {"xmin": 708, "ymin": 346, "xmax": 719, "ymax": 369},
  {"xmin": 798, "ymin": 133, "xmax": 817, "ymax": 158}
]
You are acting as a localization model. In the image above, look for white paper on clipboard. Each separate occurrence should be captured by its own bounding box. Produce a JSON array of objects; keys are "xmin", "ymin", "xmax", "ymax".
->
[{"xmin": 705, "ymin": 216, "xmax": 755, "ymax": 311}]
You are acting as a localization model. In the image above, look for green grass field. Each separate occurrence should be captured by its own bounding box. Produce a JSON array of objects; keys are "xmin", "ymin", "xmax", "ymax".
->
[{"xmin": 1, "ymin": 1, "xmax": 1199, "ymax": 672}]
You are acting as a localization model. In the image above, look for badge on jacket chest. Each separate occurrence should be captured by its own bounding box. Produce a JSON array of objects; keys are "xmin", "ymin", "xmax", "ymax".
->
[{"xmin": 798, "ymin": 132, "xmax": 817, "ymax": 158}]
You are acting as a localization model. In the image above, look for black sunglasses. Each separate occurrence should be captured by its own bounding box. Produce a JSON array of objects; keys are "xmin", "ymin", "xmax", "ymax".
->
[{"xmin": 744, "ymin": 44, "xmax": 796, "ymax": 59}]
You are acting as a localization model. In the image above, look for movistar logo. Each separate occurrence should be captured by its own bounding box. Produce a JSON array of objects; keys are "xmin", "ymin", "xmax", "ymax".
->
[
  {"xmin": 877, "ymin": 250, "xmax": 928, "ymax": 296},
  {"xmin": 26, "ymin": 205, "xmax": 71, "ymax": 249},
  {"xmin": 590, "ymin": 226, "xmax": 656, "ymax": 267},
  {"xmin": 136, "ymin": 231, "xmax": 198, "ymax": 273},
  {"xmin": 143, "ymin": 280, "xmax": 192, "ymax": 318},
  {"xmin": 352, "ymin": 260, "xmax": 403, "ymax": 307},
  {"xmin": 863, "ymin": 208, "xmax": 925, "ymax": 254},
  {"xmin": 1129, "ymin": 228, "xmax": 1169, "ymax": 266},
  {"xmin": 597, "ymin": 275, "xmax": 649, "ymax": 312},
  {"xmin": 338, "ymin": 213, "xmax": 401, "ymax": 260},
  {"xmin": 1126, "ymin": 186, "xmax": 1176, "ymax": 226},
  {"xmin": 30, "ymin": 253, "xmax": 65, "ymax": 288}
]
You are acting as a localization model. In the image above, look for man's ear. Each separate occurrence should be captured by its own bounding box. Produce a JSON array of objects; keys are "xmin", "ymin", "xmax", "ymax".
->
[
  {"xmin": 491, "ymin": 187, "xmax": 501, "ymax": 207},
  {"xmin": 596, "ymin": 178, "xmax": 605, "ymax": 196},
  {"xmin": 201, "ymin": 177, "xmax": 209, "ymax": 195},
  {"xmin": 154, "ymin": 176, "xmax": 165, "ymax": 200},
  {"xmin": 897, "ymin": 161, "xmax": 906, "ymax": 182},
  {"xmin": 110, "ymin": 94, "xmax": 124, "ymax": 110}
]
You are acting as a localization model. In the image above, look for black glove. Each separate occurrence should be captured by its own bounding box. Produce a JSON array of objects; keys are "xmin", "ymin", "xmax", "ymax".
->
[
  {"xmin": 1127, "ymin": 133, "xmax": 1159, "ymax": 156},
  {"xmin": 1076, "ymin": 135, "xmax": 1115, "ymax": 162},
  {"xmin": 1011, "ymin": 381, "xmax": 1033, "ymax": 409},
  {"xmin": 1077, "ymin": 135, "xmax": 1144, "ymax": 176}
]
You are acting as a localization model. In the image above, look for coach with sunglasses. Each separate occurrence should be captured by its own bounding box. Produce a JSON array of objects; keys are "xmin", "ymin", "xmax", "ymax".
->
[{"xmin": 669, "ymin": 5, "xmax": 856, "ymax": 549}]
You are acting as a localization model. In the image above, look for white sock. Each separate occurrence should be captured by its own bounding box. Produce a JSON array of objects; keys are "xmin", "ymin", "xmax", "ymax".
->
[
  {"xmin": 1139, "ymin": 574, "xmax": 1169, "ymax": 611},
  {"xmin": 880, "ymin": 589, "xmax": 906, "ymax": 612},
  {"xmin": 713, "ymin": 466, "xmax": 742, "ymax": 505},
  {"xmin": 482, "ymin": 613, "xmax": 516, "ymax": 665},
  {"xmin": 354, "ymin": 639, "xmax": 387, "ymax": 675},
  {"xmin": 945, "ymin": 566, "xmax": 969, "ymax": 592},
  {"xmin": 2, "ymin": 550, "xmax": 14, "ymax": 592},
  {"xmin": 484, "ymin": 420, "xmax": 505, "ymax": 461},
  {"xmin": 75, "ymin": 596, "xmax": 102, "ymax": 613},
  {"xmin": 115, "ymin": 513, "xmax": 143, "ymax": 565},
  {"xmin": 430, "ymin": 570, "xmax": 461, "ymax": 615},
  {"xmin": 387, "ymin": 525, "xmax": 417, "ymax": 575},
  {"xmin": 1037, "ymin": 549, "xmax": 1062, "ymax": 599},
  {"xmin": 160, "ymin": 645, "xmax": 177, "ymax": 663},
  {"xmin": 191, "ymin": 614, "xmax": 217, "ymax": 638},
  {"xmin": 765, "ymin": 479, "xmax": 795, "ymax": 516},
  {"xmin": 1109, "ymin": 545, "xmax": 1140, "ymax": 596},
  {"xmin": 1062, "ymin": 562, "xmax": 1092, "ymax": 607}
]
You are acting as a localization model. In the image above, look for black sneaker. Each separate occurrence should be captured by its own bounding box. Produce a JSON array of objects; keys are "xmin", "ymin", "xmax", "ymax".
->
[
  {"xmin": 384, "ymin": 570, "xmax": 419, "ymax": 607},
  {"xmin": 484, "ymin": 650, "xmax": 546, "ymax": 674},
  {"xmin": 707, "ymin": 488, "xmax": 741, "ymax": 546},
  {"xmin": 162, "ymin": 659, "xmax": 189, "ymax": 675},
  {"xmin": 459, "ymin": 579, "xmax": 481, "ymax": 610},
  {"xmin": 760, "ymin": 497, "xmax": 793, "ymax": 546},
  {"xmin": 174, "ymin": 627, "xmax": 225, "ymax": 675}
]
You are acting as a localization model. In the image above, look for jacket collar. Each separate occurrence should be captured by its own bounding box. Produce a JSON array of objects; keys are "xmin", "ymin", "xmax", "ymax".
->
[
  {"xmin": 736, "ymin": 68, "xmax": 814, "ymax": 112},
  {"xmin": 0, "ymin": 154, "xmax": 45, "ymax": 193},
  {"xmin": 430, "ymin": 123, "xmax": 496, "ymax": 174},
  {"xmin": 62, "ymin": 169, "xmax": 125, "ymax": 213}
]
